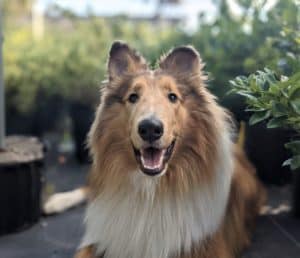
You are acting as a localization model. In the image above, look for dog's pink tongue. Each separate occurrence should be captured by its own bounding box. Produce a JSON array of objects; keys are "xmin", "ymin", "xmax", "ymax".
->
[{"xmin": 141, "ymin": 148, "xmax": 165, "ymax": 169}]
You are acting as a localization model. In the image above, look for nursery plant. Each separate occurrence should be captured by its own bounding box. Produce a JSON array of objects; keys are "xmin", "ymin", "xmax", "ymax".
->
[
  {"xmin": 229, "ymin": 1, "xmax": 300, "ymax": 216},
  {"xmin": 230, "ymin": 1, "xmax": 299, "ymax": 171},
  {"xmin": 230, "ymin": 68, "xmax": 300, "ymax": 170}
]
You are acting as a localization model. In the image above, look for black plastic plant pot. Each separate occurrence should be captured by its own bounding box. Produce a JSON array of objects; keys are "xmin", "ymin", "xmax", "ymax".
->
[
  {"xmin": 70, "ymin": 102, "xmax": 94, "ymax": 163},
  {"xmin": 6, "ymin": 92, "xmax": 66, "ymax": 137},
  {"xmin": 245, "ymin": 122, "xmax": 292, "ymax": 185},
  {"xmin": 0, "ymin": 136, "xmax": 44, "ymax": 235},
  {"xmin": 292, "ymin": 169, "xmax": 300, "ymax": 218}
]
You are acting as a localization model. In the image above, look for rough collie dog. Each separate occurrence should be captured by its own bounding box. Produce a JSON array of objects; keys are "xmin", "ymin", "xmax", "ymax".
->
[{"xmin": 70, "ymin": 41, "xmax": 265, "ymax": 258}]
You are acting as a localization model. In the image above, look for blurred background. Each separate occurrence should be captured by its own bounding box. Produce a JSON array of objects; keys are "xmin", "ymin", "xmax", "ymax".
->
[
  {"xmin": 3, "ymin": 0, "xmax": 299, "ymax": 183},
  {"xmin": 2, "ymin": 0, "xmax": 297, "ymax": 162},
  {"xmin": 3, "ymin": 0, "xmax": 297, "ymax": 163},
  {"xmin": 0, "ymin": 1, "xmax": 300, "ymax": 257}
]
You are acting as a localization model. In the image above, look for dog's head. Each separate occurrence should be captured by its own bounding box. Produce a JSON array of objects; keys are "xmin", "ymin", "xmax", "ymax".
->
[{"xmin": 90, "ymin": 41, "xmax": 224, "ymax": 180}]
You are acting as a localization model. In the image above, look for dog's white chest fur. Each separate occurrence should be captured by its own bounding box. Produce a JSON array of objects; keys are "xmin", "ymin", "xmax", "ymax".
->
[
  {"xmin": 81, "ymin": 150, "xmax": 232, "ymax": 258},
  {"xmin": 81, "ymin": 138, "xmax": 233, "ymax": 258}
]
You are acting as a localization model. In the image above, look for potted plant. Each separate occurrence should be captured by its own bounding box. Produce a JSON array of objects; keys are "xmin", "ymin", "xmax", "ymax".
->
[
  {"xmin": 61, "ymin": 31, "xmax": 105, "ymax": 163},
  {"xmin": 230, "ymin": 68, "xmax": 300, "ymax": 217}
]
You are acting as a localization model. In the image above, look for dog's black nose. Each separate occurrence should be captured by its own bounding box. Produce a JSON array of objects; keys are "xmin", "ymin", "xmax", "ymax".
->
[{"xmin": 138, "ymin": 118, "xmax": 164, "ymax": 142}]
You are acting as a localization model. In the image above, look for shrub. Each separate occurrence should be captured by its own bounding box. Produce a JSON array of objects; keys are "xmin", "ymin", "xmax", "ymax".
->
[
  {"xmin": 4, "ymin": 0, "xmax": 298, "ymax": 136},
  {"xmin": 230, "ymin": 15, "xmax": 300, "ymax": 170},
  {"xmin": 4, "ymin": 18, "xmax": 182, "ymax": 115}
]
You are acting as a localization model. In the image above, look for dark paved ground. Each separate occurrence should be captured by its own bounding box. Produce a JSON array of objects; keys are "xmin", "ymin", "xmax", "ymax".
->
[{"xmin": 0, "ymin": 158, "xmax": 299, "ymax": 258}]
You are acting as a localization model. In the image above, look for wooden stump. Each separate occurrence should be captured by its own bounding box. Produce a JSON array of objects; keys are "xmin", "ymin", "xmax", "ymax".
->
[{"xmin": 0, "ymin": 136, "xmax": 44, "ymax": 235}]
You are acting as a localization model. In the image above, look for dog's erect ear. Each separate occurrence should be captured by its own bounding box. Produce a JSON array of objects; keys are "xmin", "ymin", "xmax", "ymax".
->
[
  {"xmin": 159, "ymin": 46, "xmax": 204, "ymax": 78},
  {"xmin": 108, "ymin": 41, "xmax": 147, "ymax": 80}
]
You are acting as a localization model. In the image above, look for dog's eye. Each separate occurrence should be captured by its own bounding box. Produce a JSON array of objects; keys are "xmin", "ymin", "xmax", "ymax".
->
[
  {"xmin": 168, "ymin": 93, "xmax": 178, "ymax": 103},
  {"xmin": 128, "ymin": 93, "xmax": 139, "ymax": 103}
]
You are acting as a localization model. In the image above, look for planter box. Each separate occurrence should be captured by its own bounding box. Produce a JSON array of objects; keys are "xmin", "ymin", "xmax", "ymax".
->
[
  {"xmin": 245, "ymin": 122, "xmax": 292, "ymax": 185},
  {"xmin": 0, "ymin": 136, "xmax": 44, "ymax": 235}
]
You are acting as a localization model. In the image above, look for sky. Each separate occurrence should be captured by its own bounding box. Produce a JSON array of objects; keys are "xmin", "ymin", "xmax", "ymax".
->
[
  {"xmin": 33, "ymin": 0, "xmax": 278, "ymax": 31},
  {"xmin": 34, "ymin": 0, "xmax": 218, "ymax": 31},
  {"xmin": 35, "ymin": 0, "xmax": 217, "ymax": 17}
]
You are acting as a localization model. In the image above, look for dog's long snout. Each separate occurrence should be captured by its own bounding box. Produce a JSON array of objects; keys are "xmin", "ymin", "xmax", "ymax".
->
[{"xmin": 138, "ymin": 118, "xmax": 164, "ymax": 143}]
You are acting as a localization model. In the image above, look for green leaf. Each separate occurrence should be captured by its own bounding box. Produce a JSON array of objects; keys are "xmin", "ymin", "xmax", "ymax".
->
[
  {"xmin": 289, "ymin": 87, "xmax": 300, "ymax": 100},
  {"xmin": 269, "ymin": 85, "xmax": 279, "ymax": 94},
  {"xmin": 245, "ymin": 107, "xmax": 267, "ymax": 112},
  {"xmin": 249, "ymin": 110, "xmax": 271, "ymax": 125},
  {"xmin": 255, "ymin": 76, "xmax": 268, "ymax": 90},
  {"xmin": 285, "ymin": 141, "xmax": 300, "ymax": 154},
  {"xmin": 226, "ymin": 89, "xmax": 237, "ymax": 95},
  {"xmin": 229, "ymin": 80, "xmax": 239, "ymax": 87},
  {"xmin": 282, "ymin": 158, "xmax": 292, "ymax": 167},
  {"xmin": 267, "ymin": 116, "xmax": 286, "ymax": 128},
  {"xmin": 291, "ymin": 99, "xmax": 300, "ymax": 114},
  {"xmin": 264, "ymin": 68, "xmax": 277, "ymax": 84},
  {"xmin": 280, "ymin": 88, "xmax": 289, "ymax": 98},
  {"xmin": 272, "ymin": 102, "xmax": 287, "ymax": 116},
  {"xmin": 236, "ymin": 76, "xmax": 248, "ymax": 85},
  {"xmin": 237, "ymin": 91, "xmax": 258, "ymax": 101},
  {"xmin": 290, "ymin": 155, "xmax": 300, "ymax": 170}
]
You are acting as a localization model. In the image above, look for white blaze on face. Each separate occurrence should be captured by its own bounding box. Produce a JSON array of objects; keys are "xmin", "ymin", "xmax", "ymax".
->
[{"xmin": 141, "ymin": 148, "xmax": 166, "ymax": 170}]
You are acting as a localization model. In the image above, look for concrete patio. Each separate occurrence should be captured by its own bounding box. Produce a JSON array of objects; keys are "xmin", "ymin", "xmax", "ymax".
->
[{"xmin": 0, "ymin": 159, "xmax": 299, "ymax": 258}]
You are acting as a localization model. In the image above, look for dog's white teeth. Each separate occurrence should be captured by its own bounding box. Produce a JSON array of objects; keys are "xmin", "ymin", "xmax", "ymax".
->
[{"xmin": 141, "ymin": 149, "xmax": 165, "ymax": 170}]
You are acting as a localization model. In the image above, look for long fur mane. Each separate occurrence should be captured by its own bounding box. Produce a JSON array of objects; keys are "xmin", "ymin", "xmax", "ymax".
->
[{"xmin": 81, "ymin": 60, "xmax": 235, "ymax": 257}]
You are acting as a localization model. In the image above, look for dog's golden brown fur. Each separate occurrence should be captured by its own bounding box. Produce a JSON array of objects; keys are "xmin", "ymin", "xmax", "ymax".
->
[{"xmin": 74, "ymin": 41, "xmax": 265, "ymax": 258}]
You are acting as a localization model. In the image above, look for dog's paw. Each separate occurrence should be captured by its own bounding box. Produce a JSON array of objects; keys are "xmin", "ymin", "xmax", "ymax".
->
[{"xmin": 43, "ymin": 188, "xmax": 87, "ymax": 215}]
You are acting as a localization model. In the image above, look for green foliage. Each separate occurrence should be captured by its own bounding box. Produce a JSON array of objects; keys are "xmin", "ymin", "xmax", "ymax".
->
[
  {"xmin": 229, "ymin": 0, "xmax": 300, "ymax": 170},
  {"xmin": 4, "ymin": 25, "xmax": 102, "ymax": 112},
  {"xmin": 4, "ymin": 0, "xmax": 299, "ymax": 158},
  {"xmin": 4, "ymin": 18, "xmax": 180, "ymax": 113},
  {"xmin": 230, "ymin": 69, "xmax": 300, "ymax": 129}
]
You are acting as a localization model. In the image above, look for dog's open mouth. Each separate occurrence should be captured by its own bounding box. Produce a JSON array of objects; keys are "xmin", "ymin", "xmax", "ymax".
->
[{"xmin": 133, "ymin": 140, "xmax": 175, "ymax": 176}]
